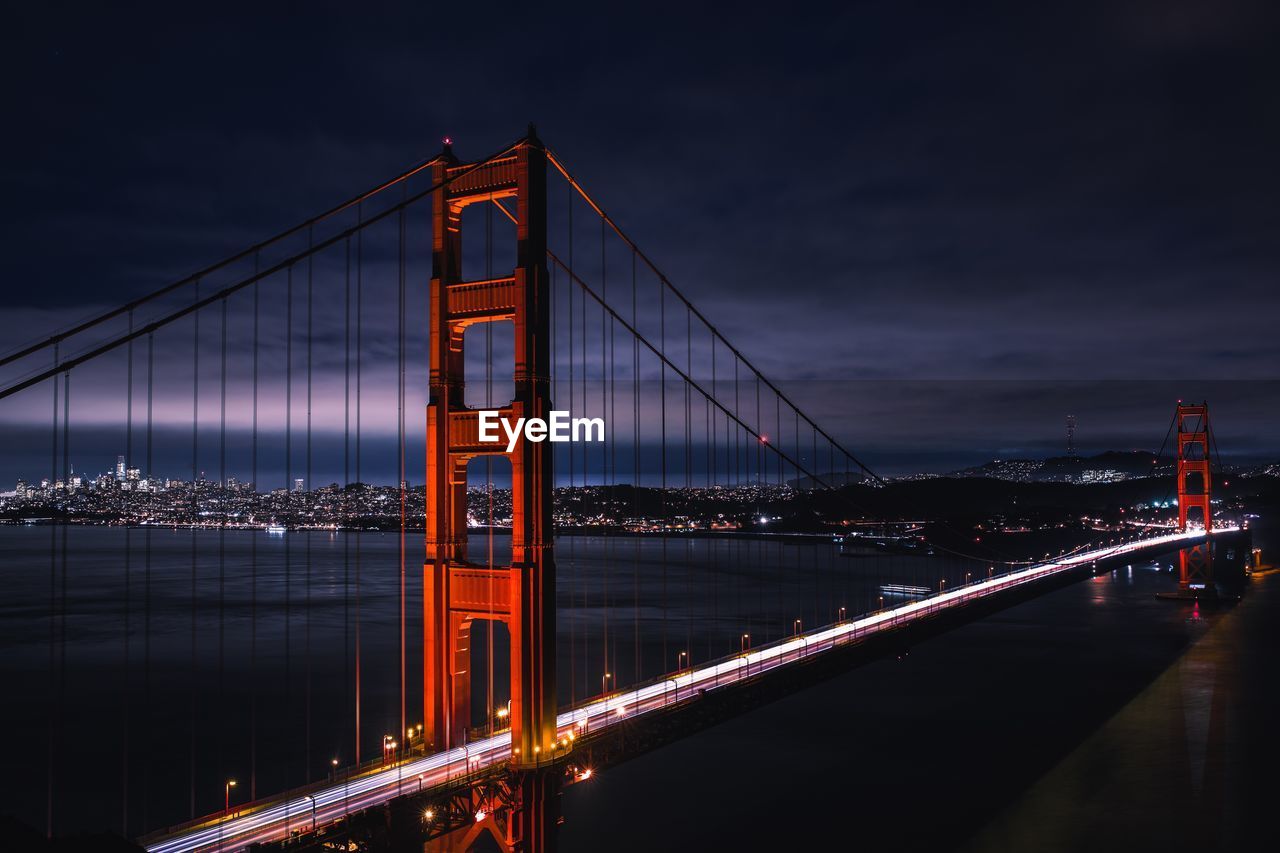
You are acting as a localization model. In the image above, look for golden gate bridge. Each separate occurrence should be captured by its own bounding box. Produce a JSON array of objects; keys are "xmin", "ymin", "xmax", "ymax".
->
[{"xmin": 0, "ymin": 127, "xmax": 1244, "ymax": 852}]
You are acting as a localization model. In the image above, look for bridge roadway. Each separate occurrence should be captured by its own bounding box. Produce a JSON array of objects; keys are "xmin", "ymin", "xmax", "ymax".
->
[{"xmin": 146, "ymin": 528, "xmax": 1223, "ymax": 853}]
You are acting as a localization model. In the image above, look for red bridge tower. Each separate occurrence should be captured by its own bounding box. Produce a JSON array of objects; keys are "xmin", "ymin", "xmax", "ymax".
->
[
  {"xmin": 1174, "ymin": 402, "xmax": 1214, "ymax": 595},
  {"xmin": 424, "ymin": 130, "xmax": 557, "ymax": 767}
]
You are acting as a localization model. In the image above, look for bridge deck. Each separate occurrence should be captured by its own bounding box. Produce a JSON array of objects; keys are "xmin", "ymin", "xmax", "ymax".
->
[{"xmin": 145, "ymin": 528, "xmax": 1226, "ymax": 853}]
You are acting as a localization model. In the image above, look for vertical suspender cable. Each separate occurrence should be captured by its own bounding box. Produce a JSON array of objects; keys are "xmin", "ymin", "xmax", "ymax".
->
[
  {"xmin": 843, "ymin": 447, "xmax": 850, "ymax": 614},
  {"xmin": 609, "ymin": 240, "xmax": 618, "ymax": 682},
  {"xmin": 122, "ymin": 317, "xmax": 134, "ymax": 835},
  {"xmin": 776, "ymin": 394, "xmax": 784, "ymax": 634},
  {"xmin": 58, "ymin": 369, "xmax": 70, "ymax": 833},
  {"xmin": 747, "ymin": 371, "xmax": 757, "ymax": 637},
  {"xmin": 142, "ymin": 333, "xmax": 153, "ymax": 824},
  {"xmin": 343, "ymin": 236, "xmax": 352, "ymax": 770},
  {"xmin": 550, "ymin": 257, "xmax": 557, "ymax": 690},
  {"xmin": 632, "ymin": 250, "xmax": 640, "ymax": 683},
  {"xmin": 47, "ymin": 347, "xmax": 58, "ymax": 839},
  {"xmin": 143, "ymin": 332, "xmax": 154, "ymax": 828},
  {"xmin": 189, "ymin": 283, "xmax": 200, "ymax": 819},
  {"xmin": 550, "ymin": 254, "xmax": 560, "ymax": 696},
  {"xmin": 282, "ymin": 267, "xmax": 293, "ymax": 828},
  {"xmin": 600, "ymin": 217, "xmax": 608, "ymax": 692},
  {"xmin": 578, "ymin": 206, "xmax": 587, "ymax": 698},
  {"xmin": 398, "ymin": 200, "xmax": 407, "ymax": 760},
  {"xmin": 284, "ymin": 263, "xmax": 294, "ymax": 803},
  {"xmin": 709, "ymin": 332, "xmax": 716, "ymax": 661},
  {"xmin": 567, "ymin": 189, "xmax": 575, "ymax": 707},
  {"xmin": 812, "ymin": 426, "xmax": 820, "ymax": 623},
  {"xmin": 734, "ymin": 357, "xmax": 742, "ymax": 644},
  {"xmin": 355, "ymin": 210, "xmax": 363, "ymax": 764},
  {"xmin": 250, "ymin": 257, "xmax": 259, "ymax": 800},
  {"xmin": 305, "ymin": 231, "xmax": 314, "ymax": 782},
  {"xmin": 218, "ymin": 297, "xmax": 227, "ymax": 800},
  {"xmin": 660, "ymin": 275, "xmax": 667, "ymax": 671},
  {"xmin": 684, "ymin": 306, "xmax": 692, "ymax": 661}
]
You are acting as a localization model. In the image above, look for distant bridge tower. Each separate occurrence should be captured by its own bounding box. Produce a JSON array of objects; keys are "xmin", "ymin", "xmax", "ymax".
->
[
  {"xmin": 1175, "ymin": 402, "xmax": 1214, "ymax": 595},
  {"xmin": 424, "ymin": 129, "xmax": 557, "ymax": 767}
]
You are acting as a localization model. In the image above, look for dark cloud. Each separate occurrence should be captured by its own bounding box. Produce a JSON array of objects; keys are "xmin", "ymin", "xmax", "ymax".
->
[{"xmin": 2, "ymin": 0, "xmax": 1278, "ymax": 482}]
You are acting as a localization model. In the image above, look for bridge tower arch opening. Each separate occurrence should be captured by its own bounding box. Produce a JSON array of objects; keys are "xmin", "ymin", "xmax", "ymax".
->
[{"xmin": 424, "ymin": 129, "xmax": 556, "ymax": 765}]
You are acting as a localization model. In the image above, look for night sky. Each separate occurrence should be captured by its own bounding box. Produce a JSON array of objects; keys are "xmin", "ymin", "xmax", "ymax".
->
[{"xmin": 2, "ymin": 0, "xmax": 1278, "ymax": 481}]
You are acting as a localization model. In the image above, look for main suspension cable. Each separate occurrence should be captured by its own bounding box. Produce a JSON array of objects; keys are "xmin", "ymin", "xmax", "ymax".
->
[
  {"xmin": 0, "ymin": 146, "xmax": 480, "ymax": 370},
  {"xmin": 545, "ymin": 147, "xmax": 882, "ymax": 486},
  {"xmin": 0, "ymin": 137, "xmax": 531, "ymax": 402}
]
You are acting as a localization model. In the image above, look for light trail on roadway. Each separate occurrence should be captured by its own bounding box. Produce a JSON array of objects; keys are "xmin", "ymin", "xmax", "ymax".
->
[{"xmin": 146, "ymin": 528, "xmax": 1224, "ymax": 853}]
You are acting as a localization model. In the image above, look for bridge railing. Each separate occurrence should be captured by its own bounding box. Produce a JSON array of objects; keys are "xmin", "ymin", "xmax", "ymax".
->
[{"xmin": 135, "ymin": 740, "xmax": 433, "ymax": 846}]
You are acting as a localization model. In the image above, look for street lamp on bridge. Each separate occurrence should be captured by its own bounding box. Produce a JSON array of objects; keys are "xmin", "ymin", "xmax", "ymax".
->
[{"xmin": 303, "ymin": 794, "xmax": 317, "ymax": 831}]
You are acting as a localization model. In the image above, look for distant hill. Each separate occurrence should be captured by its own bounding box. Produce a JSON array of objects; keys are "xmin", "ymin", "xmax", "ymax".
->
[
  {"xmin": 790, "ymin": 451, "xmax": 1280, "ymax": 489},
  {"xmin": 789, "ymin": 470, "xmax": 876, "ymax": 489},
  {"xmin": 938, "ymin": 451, "xmax": 1173, "ymax": 484},
  {"xmin": 1241, "ymin": 460, "xmax": 1280, "ymax": 478}
]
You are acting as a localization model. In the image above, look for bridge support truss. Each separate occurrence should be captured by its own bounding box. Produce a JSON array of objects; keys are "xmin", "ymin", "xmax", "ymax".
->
[
  {"xmin": 424, "ymin": 130, "xmax": 557, "ymax": 764},
  {"xmin": 423, "ymin": 770, "xmax": 561, "ymax": 853}
]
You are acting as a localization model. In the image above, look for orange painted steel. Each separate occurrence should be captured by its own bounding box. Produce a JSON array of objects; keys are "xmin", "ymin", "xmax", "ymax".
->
[
  {"xmin": 424, "ymin": 131, "xmax": 556, "ymax": 768},
  {"xmin": 1175, "ymin": 402, "xmax": 1213, "ymax": 592}
]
